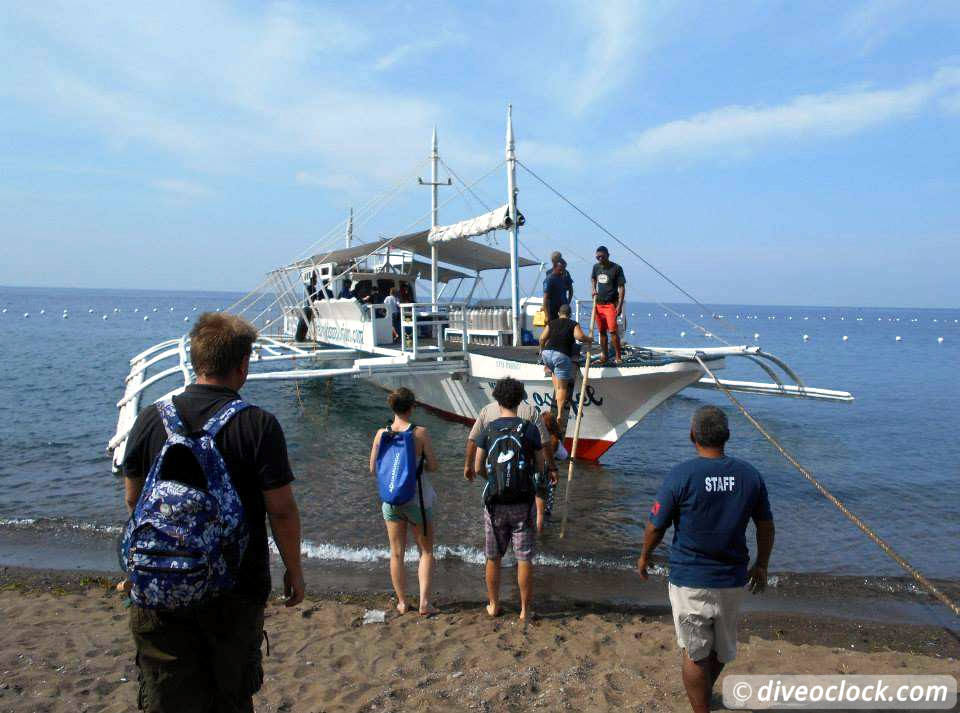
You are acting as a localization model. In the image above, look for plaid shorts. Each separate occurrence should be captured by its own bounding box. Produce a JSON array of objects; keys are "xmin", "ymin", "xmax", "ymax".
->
[{"xmin": 484, "ymin": 501, "xmax": 536, "ymax": 561}]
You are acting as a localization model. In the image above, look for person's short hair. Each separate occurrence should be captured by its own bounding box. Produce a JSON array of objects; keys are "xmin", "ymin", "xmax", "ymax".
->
[
  {"xmin": 596, "ymin": 245, "xmax": 609, "ymax": 255},
  {"xmin": 558, "ymin": 304, "xmax": 571, "ymax": 317},
  {"xmin": 691, "ymin": 406, "xmax": 730, "ymax": 448},
  {"xmin": 550, "ymin": 250, "xmax": 563, "ymax": 263},
  {"xmin": 492, "ymin": 377, "xmax": 526, "ymax": 410},
  {"xmin": 387, "ymin": 387, "xmax": 416, "ymax": 414},
  {"xmin": 189, "ymin": 312, "xmax": 258, "ymax": 378}
]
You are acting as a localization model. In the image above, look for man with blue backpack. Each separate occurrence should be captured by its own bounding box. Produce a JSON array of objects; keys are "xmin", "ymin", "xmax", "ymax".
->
[
  {"xmin": 121, "ymin": 312, "xmax": 304, "ymax": 713},
  {"xmin": 469, "ymin": 377, "xmax": 553, "ymax": 620}
]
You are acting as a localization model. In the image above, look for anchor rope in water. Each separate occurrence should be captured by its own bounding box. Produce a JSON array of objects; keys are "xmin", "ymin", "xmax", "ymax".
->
[{"xmin": 693, "ymin": 353, "xmax": 960, "ymax": 618}]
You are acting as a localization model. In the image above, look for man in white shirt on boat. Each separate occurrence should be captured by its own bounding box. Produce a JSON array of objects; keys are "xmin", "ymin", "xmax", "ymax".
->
[{"xmin": 383, "ymin": 287, "xmax": 401, "ymax": 344}]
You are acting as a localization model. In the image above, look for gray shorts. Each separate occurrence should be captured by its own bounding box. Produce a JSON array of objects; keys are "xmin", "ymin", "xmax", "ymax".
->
[
  {"xmin": 484, "ymin": 502, "xmax": 536, "ymax": 561},
  {"xmin": 668, "ymin": 582, "xmax": 744, "ymax": 663}
]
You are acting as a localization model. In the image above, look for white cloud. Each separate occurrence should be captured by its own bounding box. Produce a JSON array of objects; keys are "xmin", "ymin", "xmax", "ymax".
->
[
  {"xmin": 624, "ymin": 66, "xmax": 960, "ymax": 163},
  {"xmin": 152, "ymin": 179, "xmax": 212, "ymax": 197},
  {"xmin": 839, "ymin": 0, "xmax": 960, "ymax": 55},
  {"xmin": 375, "ymin": 33, "xmax": 462, "ymax": 71},
  {"xmin": 563, "ymin": 0, "xmax": 643, "ymax": 114}
]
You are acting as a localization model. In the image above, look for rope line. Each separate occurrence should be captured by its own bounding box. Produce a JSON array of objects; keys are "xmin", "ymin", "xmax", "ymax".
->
[
  {"xmin": 517, "ymin": 160, "xmax": 747, "ymax": 344},
  {"xmin": 694, "ymin": 353, "xmax": 960, "ymax": 618}
]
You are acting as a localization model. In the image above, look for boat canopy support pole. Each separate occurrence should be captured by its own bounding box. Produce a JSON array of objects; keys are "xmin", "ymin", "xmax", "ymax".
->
[{"xmin": 506, "ymin": 105, "xmax": 520, "ymax": 346}]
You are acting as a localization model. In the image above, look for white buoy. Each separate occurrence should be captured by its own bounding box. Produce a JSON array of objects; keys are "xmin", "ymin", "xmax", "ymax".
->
[
  {"xmin": 169, "ymin": 307, "xmax": 174, "ymax": 312},
  {"xmin": 895, "ymin": 336, "xmax": 902, "ymax": 342},
  {"xmin": 803, "ymin": 334, "xmax": 810, "ymax": 341},
  {"xmin": 753, "ymin": 333, "xmax": 759, "ymax": 340},
  {"xmin": 88, "ymin": 308, "xmax": 94, "ymax": 313},
  {"xmin": 705, "ymin": 332, "xmax": 713, "ymax": 338},
  {"xmin": 39, "ymin": 309, "xmax": 45, "ymax": 315},
  {"xmin": 630, "ymin": 312, "xmax": 636, "ymax": 317},
  {"xmin": 23, "ymin": 312, "xmax": 29, "ymax": 318},
  {"xmin": 1, "ymin": 308, "xmax": 5, "ymax": 313},
  {"xmin": 842, "ymin": 335, "xmax": 848, "ymax": 341},
  {"xmin": 192, "ymin": 306, "xmax": 198, "ymax": 311},
  {"xmin": 937, "ymin": 337, "xmax": 944, "ymax": 343},
  {"xmin": 680, "ymin": 331, "xmax": 686, "ymax": 337},
  {"xmin": 628, "ymin": 329, "xmax": 635, "ymax": 335},
  {"xmin": 102, "ymin": 314, "xmax": 108, "ymax": 320},
  {"xmin": 113, "ymin": 307, "xmax": 119, "ymax": 313},
  {"xmin": 62, "ymin": 313, "xmax": 68, "ymax": 319},
  {"xmin": 183, "ymin": 316, "xmax": 189, "ymax": 322},
  {"xmin": 153, "ymin": 307, "xmax": 158, "ymax": 312},
  {"xmin": 144, "ymin": 315, "xmax": 149, "ymax": 321},
  {"xmin": 134, "ymin": 308, "xmax": 139, "ymax": 313}
]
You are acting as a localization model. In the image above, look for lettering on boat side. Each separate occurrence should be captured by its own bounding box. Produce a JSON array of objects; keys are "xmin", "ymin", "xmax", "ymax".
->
[
  {"xmin": 494, "ymin": 360, "xmax": 522, "ymax": 370},
  {"xmin": 530, "ymin": 386, "xmax": 604, "ymax": 412},
  {"xmin": 317, "ymin": 324, "xmax": 365, "ymax": 345}
]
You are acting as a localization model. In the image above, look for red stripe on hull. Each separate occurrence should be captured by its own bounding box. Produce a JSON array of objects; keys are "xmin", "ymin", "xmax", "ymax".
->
[{"xmin": 563, "ymin": 437, "xmax": 615, "ymax": 462}]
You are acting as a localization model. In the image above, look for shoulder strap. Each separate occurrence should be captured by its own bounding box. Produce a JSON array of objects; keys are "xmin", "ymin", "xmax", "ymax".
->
[
  {"xmin": 201, "ymin": 399, "xmax": 249, "ymax": 438},
  {"xmin": 156, "ymin": 398, "xmax": 186, "ymax": 438}
]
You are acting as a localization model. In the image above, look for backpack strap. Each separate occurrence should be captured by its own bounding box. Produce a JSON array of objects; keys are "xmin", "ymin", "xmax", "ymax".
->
[
  {"xmin": 201, "ymin": 399, "xmax": 249, "ymax": 438},
  {"xmin": 156, "ymin": 398, "xmax": 187, "ymax": 438}
]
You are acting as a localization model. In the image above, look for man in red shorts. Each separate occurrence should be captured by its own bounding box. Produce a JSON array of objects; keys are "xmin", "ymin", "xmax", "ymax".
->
[{"xmin": 591, "ymin": 245, "xmax": 626, "ymax": 364}]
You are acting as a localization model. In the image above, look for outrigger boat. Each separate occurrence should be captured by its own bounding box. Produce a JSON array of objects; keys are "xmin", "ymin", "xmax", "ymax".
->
[{"xmin": 108, "ymin": 108, "xmax": 852, "ymax": 470}]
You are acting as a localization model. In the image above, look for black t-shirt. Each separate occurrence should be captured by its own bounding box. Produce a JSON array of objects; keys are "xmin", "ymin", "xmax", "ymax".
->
[
  {"xmin": 591, "ymin": 261, "xmax": 626, "ymax": 304},
  {"xmin": 474, "ymin": 416, "xmax": 547, "ymax": 498},
  {"xmin": 544, "ymin": 317, "xmax": 577, "ymax": 356},
  {"xmin": 122, "ymin": 384, "xmax": 295, "ymax": 603}
]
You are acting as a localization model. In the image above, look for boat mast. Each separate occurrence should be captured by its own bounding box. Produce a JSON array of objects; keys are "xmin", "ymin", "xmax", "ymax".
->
[
  {"xmin": 430, "ymin": 128, "xmax": 439, "ymax": 307},
  {"xmin": 345, "ymin": 207, "xmax": 353, "ymax": 248},
  {"xmin": 506, "ymin": 105, "xmax": 520, "ymax": 346},
  {"xmin": 418, "ymin": 127, "xmax": 449, "ymax": 308}
]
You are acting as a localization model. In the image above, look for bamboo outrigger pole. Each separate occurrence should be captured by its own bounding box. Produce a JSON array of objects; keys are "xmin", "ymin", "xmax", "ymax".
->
[{"xmin": 559, "ymin": 294, "xmax": 599, "ymax": 539}]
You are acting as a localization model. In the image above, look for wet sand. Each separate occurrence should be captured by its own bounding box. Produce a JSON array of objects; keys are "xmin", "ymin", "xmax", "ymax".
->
[{"xmin": 0, "ymin": 566, "xmax": 957, "ymax": 712}]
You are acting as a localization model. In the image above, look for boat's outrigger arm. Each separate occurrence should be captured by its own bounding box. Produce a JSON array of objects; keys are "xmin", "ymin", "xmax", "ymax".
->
[{"xmin": 649, "ymin": 345, "xmax": 852, "ymax": 402}]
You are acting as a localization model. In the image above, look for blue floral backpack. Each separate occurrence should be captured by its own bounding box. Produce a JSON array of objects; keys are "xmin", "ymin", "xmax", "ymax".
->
[{"xmin": 120, "ymin": 398, "xmax": 250, "ymax": 609}]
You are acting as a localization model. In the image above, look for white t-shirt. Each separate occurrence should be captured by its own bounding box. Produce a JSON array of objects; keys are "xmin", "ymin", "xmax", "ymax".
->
[
  {"xmin": 468, "ymin": 401, "xmax": 549, "ymax": 445},
  {"xmin": 383, "ymin": 294, "xmax": 400, "ymax": 315}
]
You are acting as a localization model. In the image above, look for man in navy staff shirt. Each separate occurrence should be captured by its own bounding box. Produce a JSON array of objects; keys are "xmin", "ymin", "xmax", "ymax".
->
[{"xmin": 637, "ymin": 406, "xmax": 774, "ymax": 713}]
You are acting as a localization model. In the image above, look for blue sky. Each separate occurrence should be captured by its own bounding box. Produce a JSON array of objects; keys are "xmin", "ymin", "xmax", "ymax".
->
[{"xmin": 2, "ymin": 1, "xmax": 959, "ymax": 307}]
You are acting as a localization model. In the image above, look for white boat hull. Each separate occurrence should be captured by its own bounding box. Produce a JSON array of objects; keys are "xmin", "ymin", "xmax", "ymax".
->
[{"xmin": 365, "ymin": 351, "xmax": 717, "ymax": 461}]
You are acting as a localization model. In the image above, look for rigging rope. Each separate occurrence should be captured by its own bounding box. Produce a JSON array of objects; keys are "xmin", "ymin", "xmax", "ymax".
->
[
  {"xmin": 694, "ymin": 353, "xmax": 960, "ymax": 618},
  {"xmin": 516, "ymin": 160, "xmax": 747, "ymax": 345}
]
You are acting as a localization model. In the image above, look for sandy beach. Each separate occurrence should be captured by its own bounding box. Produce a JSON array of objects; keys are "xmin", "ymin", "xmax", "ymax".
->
[{"xmin": 1, "ymin": 567, "xmax": 957, "ymax": 713}]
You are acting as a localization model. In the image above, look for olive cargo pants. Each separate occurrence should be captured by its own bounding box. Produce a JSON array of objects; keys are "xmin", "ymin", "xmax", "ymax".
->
[{"xmin": 130, "ymin": 595, "xmax": 265, "ymax": 713}]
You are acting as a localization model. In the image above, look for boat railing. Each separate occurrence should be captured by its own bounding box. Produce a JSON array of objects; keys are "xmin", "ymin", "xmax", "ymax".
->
[{"xmin": 398, "ymin": 302, "xmax": 468, "ymax": 361}]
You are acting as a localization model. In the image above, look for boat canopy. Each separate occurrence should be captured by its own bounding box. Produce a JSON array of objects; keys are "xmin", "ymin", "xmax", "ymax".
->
[
  {"xmin": 295, "ymin": 229, "xmax": 536, "ymax": 273},
  {"xmin": 427, "ymin": 205, "xmax": 516, "ymax": 244}
]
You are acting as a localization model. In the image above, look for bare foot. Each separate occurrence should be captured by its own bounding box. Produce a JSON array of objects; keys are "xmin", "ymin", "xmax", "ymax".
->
[
  {"xmin": 419, "ymin": 603, "xmax": 439, "ymax": 617},
  {"xmin": 485, "ymin": 603, "xmax": 501, "ymax": 618},
  {"xmin": 396, "ymin": 601, "xmax": 410, "ymax": 615},
  {"xmin": 519, "ymin": 609, "xmax": 533, "ymax": 621}
]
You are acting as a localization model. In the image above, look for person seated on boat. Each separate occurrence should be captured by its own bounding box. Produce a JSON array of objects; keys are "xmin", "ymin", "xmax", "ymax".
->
[
  {"xmin": 542, "ymin": 258, "xmax": 574, "ymax": 321},
  {"xmin": 468, "ymin": 377, "xmax": 555, "ymax": 620},
  {"xmin": 591, "ymin": 245, "xmax": 626, "ymax": 365},
  {"xmin": 384, "ymin": 287, "xmax": 401, "ymax": 344},
  {"xmin": 636, "ymin": 406, "xmax": 775, "ymax": 713},
  {"xmin": 369, "ymin": 387, "xmax": 439, "ymax": 616},
  {"xmin": 337, "ymin": 283, "xmax": 355, "ymax": 300},
  {"xmin": 538, "ymin": 303, "xmax": 592, "ymax": 428}
]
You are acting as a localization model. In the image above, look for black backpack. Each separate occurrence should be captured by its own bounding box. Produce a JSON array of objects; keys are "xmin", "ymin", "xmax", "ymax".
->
[{"xmin": 483, "ymin": 418, "xmax": 536, "ymax": 508}]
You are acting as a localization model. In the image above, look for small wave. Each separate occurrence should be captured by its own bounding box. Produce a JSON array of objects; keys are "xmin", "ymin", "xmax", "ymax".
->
[
  {"xmin": 271, "ymin": 537, "xmax": 671, "ymax": 574},
  {"xmin": 0, "ymin": 516, "xmax": 121, "ymax": 536}
]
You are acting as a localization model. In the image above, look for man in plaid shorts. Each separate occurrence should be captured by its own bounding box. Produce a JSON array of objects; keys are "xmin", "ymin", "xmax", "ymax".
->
[{"xmin": 470, "ymin": 378, "xmax": 551, "ymax": 620}]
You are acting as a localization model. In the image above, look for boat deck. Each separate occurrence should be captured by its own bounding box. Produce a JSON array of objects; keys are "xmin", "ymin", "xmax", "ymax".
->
[{"xmin": 468, "ymin": 343, "xmax": 698, "ymax": 367}]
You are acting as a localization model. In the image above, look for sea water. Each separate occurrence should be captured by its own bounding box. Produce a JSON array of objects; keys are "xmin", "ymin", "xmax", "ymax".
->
[{"xmin": 0, "ymin": 286, "xmax": 957, "ymax": 622}]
